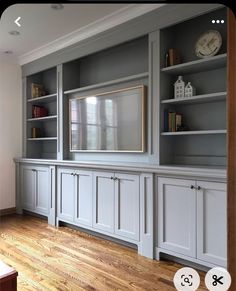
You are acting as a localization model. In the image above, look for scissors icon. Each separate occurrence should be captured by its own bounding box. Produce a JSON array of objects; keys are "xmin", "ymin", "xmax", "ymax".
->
[{"xmin": 212, "ymin": 274, "xmax": 224, "ymax": 286}]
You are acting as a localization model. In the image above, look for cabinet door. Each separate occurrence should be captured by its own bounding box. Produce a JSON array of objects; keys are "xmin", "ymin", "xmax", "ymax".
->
[
  {"xmin": 115, "ymin": 173, "xmax": 140, "ymax": 241},
  {"xmin": 197, "ymin": 181, "xmax": 227, "ymax": 267},
  {"xmin": 57, "ymin": 168, "xmax": 75, "ymax": 222},
  {"xmin": 93, "ymin": 172, "xmax": 114, "ymax": 233},
  {"xmin": 35, "ymin": 167, "xmax": 49, "ymax": 215},
  {"xmin": 20, "ymin": 166, "xmax": 35, "ymax": 211},
  {"xmin": 74, "ymin": 171, "xmax": 93, "ymax": 227},
  {"xmin": 158, "ymin": 177, "xmax": 196, "ymax": 257}
]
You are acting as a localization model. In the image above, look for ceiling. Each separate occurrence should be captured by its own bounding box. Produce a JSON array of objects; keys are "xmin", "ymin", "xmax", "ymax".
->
[{"xmin": 0, "ymin": 4, "xmax": 162, "ymax": 64}]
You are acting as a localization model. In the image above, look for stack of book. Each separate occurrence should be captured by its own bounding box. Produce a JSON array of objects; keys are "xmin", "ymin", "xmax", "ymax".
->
[
  {"xmin": 164, "ymin": 110, "xmax": 183, "ymax": 132},
  {"xmin": 31, "ymin": 83, "xmax": 46, "ymax": 98},
  {"xmin": 32, "ymin": 105, "xmax": 48, "ymax": 118}
]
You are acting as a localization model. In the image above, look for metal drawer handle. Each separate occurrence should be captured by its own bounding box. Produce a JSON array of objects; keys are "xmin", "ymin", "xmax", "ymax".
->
[{"xmin": 190, "ymin": 185, "xmax": 201, "ymax": 190}]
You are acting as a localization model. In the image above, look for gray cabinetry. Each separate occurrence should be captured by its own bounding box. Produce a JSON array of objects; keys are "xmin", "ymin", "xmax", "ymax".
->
[
  {"xmin": 57, "ymin": 168, "xmax": 93, "ymax": 226},
  {"xmin": 157, "ymin": 176, "xmax": 227, "ymax": 267},
  {"xmin": 197, "ymin": 181, "xmax": 227, "ymax": 267},
  {"xmin": 74, "ymin": 170, "xmax": 93, "ymax": 227},
  {"xmin": 20, "ymin": 165, "xmax": 50, "ymax": 216},
  {"xmin": 93, "ymin": 171, "xmax": 140, "ymax": 240},
  {"xmin": 93, "ymin": 172, "xmax": 115, "ymax": 233},
  {"xmin": 157, "ymin": 177, "xmax": 196, "ymax": 257},
  {"xmin": 35, "ymin": 167, "xmax": 50, "ymax": 214},
  {"xmin": 57, "ymin": 168, "xmax": 75, "ymax": 222},
  {"xmin": 15, "ymin": 4, "xmax": 227, "ymax": 266},
  {"xmin": 115, "ymin": 173, "xmax": 140, "ymax": 241},
  {"xmin": 21, "ymin": 165, "xmax": 35, "ymax": 211}
]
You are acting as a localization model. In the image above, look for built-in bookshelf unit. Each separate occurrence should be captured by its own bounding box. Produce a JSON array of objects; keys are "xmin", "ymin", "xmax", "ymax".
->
[
  {"xmin": 159, "ymin": 8, "xmax": 227, "ymax": 168},
  {"xmin": 22, "ymin": 5, "xmax": 227, "ymax": 168},
  {"xmin": 26, "ymin": 67, "xmax": 58, "ymax": 159}
]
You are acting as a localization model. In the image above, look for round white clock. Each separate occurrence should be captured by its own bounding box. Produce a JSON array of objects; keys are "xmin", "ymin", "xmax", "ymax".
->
[{"xmin": 195, "ymin": 30, "xmax": 222, "ymax": 58}]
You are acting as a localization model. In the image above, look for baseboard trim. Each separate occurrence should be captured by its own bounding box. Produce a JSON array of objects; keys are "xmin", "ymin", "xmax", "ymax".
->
[
  {"xmin": 0, "ymin": 207, "xmax": 16, "ymax": 216},
  {"xmin": 155, "ymin": 247, "xmax": 213, "ymax": 271}
]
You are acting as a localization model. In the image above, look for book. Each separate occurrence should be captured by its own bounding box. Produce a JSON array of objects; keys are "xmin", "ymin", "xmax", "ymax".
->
[
  {"xmin": 31, "ymin": 83, "xmax": 45, "ymax": 99},
  {"xmin": 168, "ymin": 48, "xmax": 181, "ymax": 66},
  {"xmin": 176, "ymin": 113, "xmax": 183, "ymax": 131},
  {"xmin": 166, "ymin": 111, "xmax": 183, "ymax": 132},
  {"xmin": 168, "ymin": 112, "xmax": 176, "ymax": 132},
  {"xmin": 164, "ymin": 109, "xmax": 169, "ymax": 132},
  {"xmin": 168, "ymin": 112, "xmax": 172, "ymax": 132},
  {"xmin": 171, "ymin": 112, "xmax": 176, "ymax": 132},
  {"xmin": 32, "ymin": 105, "xmax": 48, "ymax": 118},
  {"xmin": 31, "ymin": 127, "xmax": 41, "ymax": 138}
]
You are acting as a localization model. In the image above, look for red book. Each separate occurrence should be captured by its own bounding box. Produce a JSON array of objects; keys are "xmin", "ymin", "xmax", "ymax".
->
[{"xmin": 32, "ymin": 106, "xmax": 48, "ymax": 118}]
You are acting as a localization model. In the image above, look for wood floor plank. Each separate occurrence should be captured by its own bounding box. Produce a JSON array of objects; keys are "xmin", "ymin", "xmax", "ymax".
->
[{"xmin": 0, "ymin": 215, "xmax": 207, "ymax": 290}]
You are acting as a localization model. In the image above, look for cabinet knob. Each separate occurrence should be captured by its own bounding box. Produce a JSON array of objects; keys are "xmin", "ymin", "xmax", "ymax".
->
[
  {"xmin": 110, "ymin": 176, "xmax": 114, "ymax": 180},
  {"xmin": 190, "ymin": 185, "xmax": 195, "ymax": 189},
  {"xmin": 197, "ymin": 186, "xmax": 201, "ymax": 190},
  {"xmin": 32, "ymin": 169, "xmax": 36, "ymax": 172}
]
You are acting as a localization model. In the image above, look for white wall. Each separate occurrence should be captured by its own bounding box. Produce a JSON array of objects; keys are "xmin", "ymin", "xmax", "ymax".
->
[{"xmin": 0, "ymin": 61, "xmax": 22, "ymax": 210}]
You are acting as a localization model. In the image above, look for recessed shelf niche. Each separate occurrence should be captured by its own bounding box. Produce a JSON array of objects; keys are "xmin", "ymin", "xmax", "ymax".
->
[
  {"xmin": 26, "ymin": 67, "xmax": 58, "ymax": 159},
  {"xmin": 159, "ymin": 7, "xmax": 227, "ymax": 168}
]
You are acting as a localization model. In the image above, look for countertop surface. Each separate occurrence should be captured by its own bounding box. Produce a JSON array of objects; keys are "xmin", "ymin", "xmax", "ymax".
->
[{"xmin": 14, "ymin": 158, "xmax": 227, "ymax": 180}]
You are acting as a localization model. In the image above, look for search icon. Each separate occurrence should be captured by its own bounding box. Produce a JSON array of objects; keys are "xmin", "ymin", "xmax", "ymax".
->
[
  {"xmin": 174, "ymin": 267, "xmax": 200, "ymax": 291},
  {"xmin": 184, "ymin": 277, "xmax": 191, "ymax": 285}
]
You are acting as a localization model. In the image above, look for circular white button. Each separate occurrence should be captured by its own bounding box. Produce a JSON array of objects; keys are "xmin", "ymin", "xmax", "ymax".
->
[
  {"xmin": 205, "ymin": 267, "xmax": 231, "ymax": 290},
  {"xmin": 174, "ymin": 267, "xmax": 200, "ymax": 291}
]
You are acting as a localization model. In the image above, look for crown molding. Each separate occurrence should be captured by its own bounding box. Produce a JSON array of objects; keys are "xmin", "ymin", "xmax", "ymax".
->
[{"xmin": 18, "ymin": 4, "xmax": 164, "ymax": 65}]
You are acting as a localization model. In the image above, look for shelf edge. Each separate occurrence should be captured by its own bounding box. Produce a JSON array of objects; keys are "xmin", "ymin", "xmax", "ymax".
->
[{"xmin": 64, "ymin": 72, "xmax": 149, "ymax": 95}]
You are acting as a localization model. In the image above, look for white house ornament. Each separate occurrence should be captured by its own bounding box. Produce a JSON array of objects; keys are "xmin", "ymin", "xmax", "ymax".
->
[
  {"xmin": 185, "ymin": 82, "xmax": 196, "ymax": 98},
  {"xmin": 174, "ymin": 76, "xmax": 185, "ymax": 99}
]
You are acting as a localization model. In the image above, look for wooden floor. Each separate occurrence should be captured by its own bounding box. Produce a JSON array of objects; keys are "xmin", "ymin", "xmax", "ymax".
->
[{"xmin": 0, "ymin": 215, "xmax": 207, "ymax": 290}]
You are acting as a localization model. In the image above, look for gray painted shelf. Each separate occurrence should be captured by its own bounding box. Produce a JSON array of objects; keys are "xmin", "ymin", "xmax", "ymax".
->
[
  {"xmin": 161, "ymin": 92, "xmax": 227, "ymax": 105},
  {"xmin": 161, "ymin": 54, "xmax": 227, "ymax": 75},
  {"xmin": 64, "ymin": 72, "xmax": 149, "ymax": 95},
  {"xmin": 27, "ymin": 93, "xmax": 57, "ymax": 103},
  {"xmin": 27, "ymin": 115, "xmax": 58, "ymax": 122},
  {"xmin": 27, "ymin": 137, "xmax": 57, "ymax": 141},
  {"xmin": 161, "ymin": 130, "xmax": 227, "ymax": 136}
]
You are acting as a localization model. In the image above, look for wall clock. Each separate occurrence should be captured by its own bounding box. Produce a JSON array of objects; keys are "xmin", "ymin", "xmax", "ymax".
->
[{"xmin": 195, "ymin": 30, "xmax": 222, "ymax": 58}]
